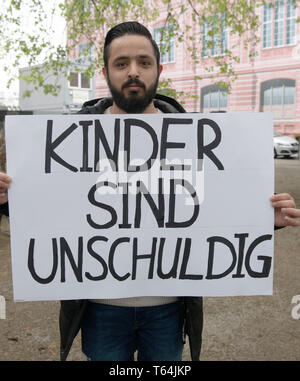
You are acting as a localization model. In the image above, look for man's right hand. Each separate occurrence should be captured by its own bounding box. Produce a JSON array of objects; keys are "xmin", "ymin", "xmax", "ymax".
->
[{"xmin": 0, "ymin": 173, "xmax": 12, "ymax": 204}]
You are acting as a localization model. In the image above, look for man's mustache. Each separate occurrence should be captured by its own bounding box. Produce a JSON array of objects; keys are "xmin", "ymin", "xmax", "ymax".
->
[{"xmin": 122, "ymin": 79, "xmax": 145, "ymax": 90}]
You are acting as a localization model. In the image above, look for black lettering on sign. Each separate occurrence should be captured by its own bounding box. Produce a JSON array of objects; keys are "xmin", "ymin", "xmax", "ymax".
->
[
  {"xmin": 60, "ymin": 237, "xmax": 83, "ymax": 283},
  {"xmin": 160, "ymin": 118, "xmax": 192, "ymax": 171},
  {"xmin": 197, "ymin": 118, "xmax": 224, "ymax": 170},
  {"xmin": 157, "ymin": 238, "xmax": 179, "ymax": 279},
  {"xmin": 108, "ymin": 237, "xmax": 131, "ymax": 281},
  {"xmin": 245, "ymin": 235, "xmax": 272, "ymax": 278},
  {"xmin": 79, "ymin": 120, "xmax": 93, "ymax": 172},
  {"xmin": 166, "ymin": 179, "xmax": 199, "ymax": 228},
  {"xmin": 206, "ymin": 236, "xmax": 237, "ymax": 280},
  {"xmin": 28, "ymin": 238, "xmax": 58, "ymax": 284},
  {"xmin": 179, "ymin": 238, "xmax": 203, "ymax": 280},
  {"xmin": 118, "ymin": 182, "xmax": 132, "ymax": 229},
  {"xmin": 85, "ymin": 236, "xmax": 108, "ymax": 281},
  {"xmin": 131, "ymin": 237, "xmax": 157, "ymax": 280},
  {"xmin": 45, "ymin": 120, "xmax": 78, "ymax": 173},
  {"xmin": 94, "ymin": 119, "xmax": 120, "ymax": 172},
  {"xmin": 134, "ymin": 179, "xmax": 165, "ymax": 228},
  {"xmin": 124, "ymin": 118, "xmax": 158, "ymax": 172},
  {"xmin": 26, "ymin": 234, "xmax": 273, "ymax": 284},
  {"xmin": 86, "ymin": 182, "xmax": 118, "ymax": 229},
  {"xmin": 206, "ymin": 234, "xmax": 272, "ymax": 279}
]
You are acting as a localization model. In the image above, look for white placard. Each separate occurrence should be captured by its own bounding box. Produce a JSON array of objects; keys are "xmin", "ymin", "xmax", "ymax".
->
[{"xmin": 5, "ymin": 113, "xmax": 274, "ymax": 301}]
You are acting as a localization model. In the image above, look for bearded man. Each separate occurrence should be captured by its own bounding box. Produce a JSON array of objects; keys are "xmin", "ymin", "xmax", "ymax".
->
[{"xmin": 0, "ymin": 21, "xmax": 299, "ymax": 362}]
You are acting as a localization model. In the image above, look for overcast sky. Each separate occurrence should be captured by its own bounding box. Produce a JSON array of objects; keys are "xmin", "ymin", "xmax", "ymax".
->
[{"xmin": 0, "ymin": 1, "xmax": 66, "ymax": 97}]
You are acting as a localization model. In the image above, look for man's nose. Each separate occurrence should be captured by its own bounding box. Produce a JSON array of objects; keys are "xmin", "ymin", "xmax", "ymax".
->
[{"xmin": 128, "ymin": 62, "xmax": 139, "ymax": 78}]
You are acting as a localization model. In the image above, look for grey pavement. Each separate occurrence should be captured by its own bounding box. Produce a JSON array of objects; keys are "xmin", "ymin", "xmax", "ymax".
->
[{"xmin": 0, "ymin": 158, "xmax": 299, "ymax": 361}]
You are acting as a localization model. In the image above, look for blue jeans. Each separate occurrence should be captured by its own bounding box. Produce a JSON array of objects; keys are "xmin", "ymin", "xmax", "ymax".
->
[{"xmin": 81, "ymin": 301, "xmax": 184, "ymax": 361}]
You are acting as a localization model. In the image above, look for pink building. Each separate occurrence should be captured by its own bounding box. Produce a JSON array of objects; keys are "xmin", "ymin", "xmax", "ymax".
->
[{"xmin": 94, "ymin": 0, "xmax": 300, "ymax": 139}]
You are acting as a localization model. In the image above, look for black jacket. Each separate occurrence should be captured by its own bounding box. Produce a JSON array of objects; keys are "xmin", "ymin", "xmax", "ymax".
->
[{"xmin": 59, "ymin": 93, "xmax": 204, "ymax": 361}]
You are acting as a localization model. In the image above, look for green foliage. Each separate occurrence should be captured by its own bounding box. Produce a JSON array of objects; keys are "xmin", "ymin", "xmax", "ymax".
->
[
  {"xmin": 158, "ymin": 78, "xmax": 186, "ymax": 104},
  {"xmin": 1, "ymin": 0, "xmax": 299, "ymax": 102}
]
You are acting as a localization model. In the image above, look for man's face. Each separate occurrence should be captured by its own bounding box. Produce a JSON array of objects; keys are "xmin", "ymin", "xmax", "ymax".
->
[{"xmin": 103, "ymin": 34, "xmax": 162, "ymax": 113}]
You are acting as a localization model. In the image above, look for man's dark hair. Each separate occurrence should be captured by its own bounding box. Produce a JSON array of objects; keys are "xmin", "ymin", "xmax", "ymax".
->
[{"xmin": 103, "ymin": 21, "xmax": 160, "ymax": 70}]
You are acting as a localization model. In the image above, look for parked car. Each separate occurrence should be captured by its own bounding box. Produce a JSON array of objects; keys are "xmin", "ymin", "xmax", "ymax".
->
[{"xmin": 273, "ymin": 131, "xmax": 299, "ymax": 158}]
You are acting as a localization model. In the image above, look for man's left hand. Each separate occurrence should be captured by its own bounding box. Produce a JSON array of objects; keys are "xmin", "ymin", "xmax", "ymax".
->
[{"xmin": 270, "ymin": 193, "xmax": 300, "ymax": 227}]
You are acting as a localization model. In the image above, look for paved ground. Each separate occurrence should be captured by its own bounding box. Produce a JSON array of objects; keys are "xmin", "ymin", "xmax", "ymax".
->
[{"xmin": 0, "ymin": 158, "xmax": 299, "ymax": 361}]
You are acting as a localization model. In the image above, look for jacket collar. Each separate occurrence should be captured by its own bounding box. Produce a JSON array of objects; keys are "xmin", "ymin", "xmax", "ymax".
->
[{"xmin": 79, "ymin": 93, "xmax": 186, "ymax": 114}]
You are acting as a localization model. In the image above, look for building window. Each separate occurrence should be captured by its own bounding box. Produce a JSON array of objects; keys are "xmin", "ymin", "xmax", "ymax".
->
[
  {"xmin": 263, "ymin": 0, "xmax": 296, "ymax": 49},
  {"xmin": 263, "ymin": 3, "xmax": 273, "ymax": 48},
  {"xmin": 274, "ymin": 0, "xmax": 284, "ymax": 46},
  {"xmin": 286, "ymin": 0, "xmax": 296, "ymax": 44},
  {"xmin": 202, "ymin": 14, "xmax": 228, "ymax": 57},
  {"xmin": 77, "ymin": 42, "xmax": 94, "ymax": 65},
  {"xmin": 69, "ymin": 72, "xmax": 91, "ymax": 89},
  {"xmin": 261, "ymin": 79, "xmax": 295, "ymax": 119},
  {"xmin": 154, "ymin": 25, "xmax": 174, "ymax": 64},
  {"xmin": 79, "ymin": 43, "xmax": 89, "ymax": 58},
  {"xmin": 201, "ymin": 85, "xmax": 228, "ymax": 112}
]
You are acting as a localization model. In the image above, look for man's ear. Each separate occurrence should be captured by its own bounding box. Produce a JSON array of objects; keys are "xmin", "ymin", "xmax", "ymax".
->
[
  {"xmin": 102, "ymin": 67, "xmax": 107, "ymax": 81},
  {"xmin": 159, "ymin": 64, "xmax": 163, "ymax": 76}
]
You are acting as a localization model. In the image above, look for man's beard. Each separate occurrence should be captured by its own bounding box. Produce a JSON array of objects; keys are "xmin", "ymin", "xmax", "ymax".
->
[{"xmin": 107, "ymin": 76, "xmax": 159, "ymax": 113}]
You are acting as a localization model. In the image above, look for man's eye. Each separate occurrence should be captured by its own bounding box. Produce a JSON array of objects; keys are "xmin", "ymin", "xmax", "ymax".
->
[{"xmin": 116, "ymin": 62, "xmax": 126, "ymax": 68}]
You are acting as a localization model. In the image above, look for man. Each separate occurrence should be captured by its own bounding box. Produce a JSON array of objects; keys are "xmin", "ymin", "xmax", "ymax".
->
[{"xmin": 0, "ymin": 21, "xmax": 300, "ymax": 361}]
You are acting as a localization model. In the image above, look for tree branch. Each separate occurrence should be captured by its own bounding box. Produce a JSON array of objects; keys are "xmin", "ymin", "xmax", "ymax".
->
[{"xmin": 187, "ymin": 0, "xmax": 200, "ymax": 17}]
